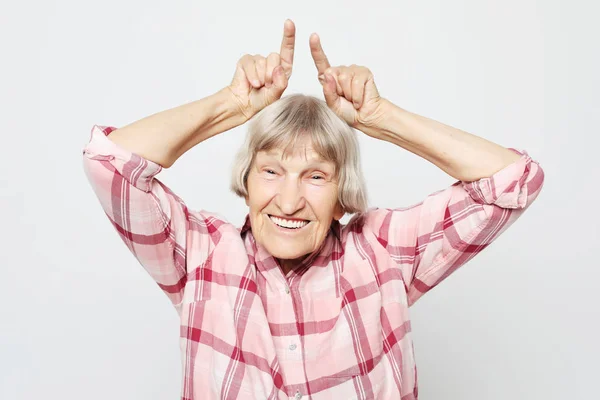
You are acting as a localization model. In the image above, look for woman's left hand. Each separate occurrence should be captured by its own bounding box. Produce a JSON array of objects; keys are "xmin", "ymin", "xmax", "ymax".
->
[{"xmin": 310, "ymin": 33, "xmax": 387, "ymax": 129}]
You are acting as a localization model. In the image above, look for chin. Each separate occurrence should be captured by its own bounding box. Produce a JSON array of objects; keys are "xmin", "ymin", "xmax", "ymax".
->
[{"xmin": 262, "ymin": 242, "xmax": 311, "ymax": 261}]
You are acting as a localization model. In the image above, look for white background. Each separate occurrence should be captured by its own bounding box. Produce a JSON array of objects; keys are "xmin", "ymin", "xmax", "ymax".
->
[{"xmin": 1, "ymin": 0, "xmax": 598, "ymax": 398}]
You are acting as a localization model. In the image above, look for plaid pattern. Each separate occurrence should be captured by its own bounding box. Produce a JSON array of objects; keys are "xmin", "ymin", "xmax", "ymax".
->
[{"xmin": 82, "ymin": 124, "xmax": 545, "ymax": 399}]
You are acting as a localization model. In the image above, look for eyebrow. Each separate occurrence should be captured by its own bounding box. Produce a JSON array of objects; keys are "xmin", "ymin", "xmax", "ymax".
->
[{"xmin": 258, "ymin": 154, "xmax": 334, "ymax": 172}]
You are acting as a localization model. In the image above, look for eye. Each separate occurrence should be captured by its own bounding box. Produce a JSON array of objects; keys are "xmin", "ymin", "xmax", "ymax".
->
[
  {"xmin": 309, "ymin": 172, "xmax": 328, "ymax": 181},
  {"xmin": 263, "ymin": 169, "xmax": 278, "ymax": 176}
]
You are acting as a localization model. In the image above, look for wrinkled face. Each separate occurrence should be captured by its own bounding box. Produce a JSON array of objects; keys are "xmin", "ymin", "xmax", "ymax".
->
[{"xmin": 246, "ymin": 139, "xmax": 343, "ymax": 271}]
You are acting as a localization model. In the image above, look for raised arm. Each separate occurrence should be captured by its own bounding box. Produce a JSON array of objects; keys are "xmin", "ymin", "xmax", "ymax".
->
[
  {"xmin": 309, "ymin": 32, "xmax": 523, "ymax": 182},
  {"xmin": 82, "ymin": 20, "xmax": 296, "ymax": 309},
  {"xmin": 107, "ymin": 90, "xmax": 246, "ymax": 169},
  {"xmin": 107, "ymin": 19, "xmax": 296, "ymax": 169},
  {"xmin": 310, "ymin": 34, "xmax": 545, "ymax": 305}
]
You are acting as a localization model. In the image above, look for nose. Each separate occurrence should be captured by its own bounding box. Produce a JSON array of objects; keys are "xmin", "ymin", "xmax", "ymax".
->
[{"xmin": 277, "ymin": 177, "xmax": 306, "ymax": 215}]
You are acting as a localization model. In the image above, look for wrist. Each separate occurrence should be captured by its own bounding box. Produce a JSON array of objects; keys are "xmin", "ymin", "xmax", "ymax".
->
[
  {"xmin": 220, "ymin": 86, "xmax": 254, "ymax": 123},
  {"xmin": 356, "ymin": 98, "xmax": 400, "ymax": 140},
  {"xmin": 188, "ymin": 88, "xmax": 249, "ymax": 142}
]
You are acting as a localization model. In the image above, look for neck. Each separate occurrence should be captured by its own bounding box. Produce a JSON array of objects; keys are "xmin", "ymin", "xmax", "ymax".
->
[{"xmin": 278, "ymin": 256, "xmax": 306, "ymax": 276}]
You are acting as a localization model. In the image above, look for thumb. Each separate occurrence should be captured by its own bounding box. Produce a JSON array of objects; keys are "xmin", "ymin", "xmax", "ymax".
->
[{"xmin": 322, "ymin": 73, "xmax": 339, "ymax": 107}]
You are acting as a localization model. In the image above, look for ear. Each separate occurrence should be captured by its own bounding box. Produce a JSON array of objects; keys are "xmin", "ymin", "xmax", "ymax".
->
[
  {"xmin": 244, "ymin": 195, "xmax": 250, "ymax": 207},
  {"xmin": 333, "ymin": 202, "xmax": 345, "ymax": 221}
]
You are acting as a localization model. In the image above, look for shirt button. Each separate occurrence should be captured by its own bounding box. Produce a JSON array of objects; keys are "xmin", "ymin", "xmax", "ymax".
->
[
  {"xmin": 289, "ymin": 343, "xmax": 297, "ymax": 351},
  {"xmin": 285, "ymin": 286, "xmax": 290, "ymax": 294},
  {"xmin": 294, "ymin": 391, "xmax": 302, "ymax": 399}
]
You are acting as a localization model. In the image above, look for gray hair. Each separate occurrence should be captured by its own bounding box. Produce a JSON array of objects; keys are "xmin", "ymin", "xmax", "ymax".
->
[{"xmin": 230, "ymin": 94, "xmax": 368, "ymax": 215}]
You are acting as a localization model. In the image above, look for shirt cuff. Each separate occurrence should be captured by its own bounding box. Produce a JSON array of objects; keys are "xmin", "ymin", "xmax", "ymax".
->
[
  {"xmin": 82, "ymin": 124, "xmax": 163, "ymax": 192},
  {"xmin": 460, "ymin": 148, "xmax": 534, "ymax": 209}
]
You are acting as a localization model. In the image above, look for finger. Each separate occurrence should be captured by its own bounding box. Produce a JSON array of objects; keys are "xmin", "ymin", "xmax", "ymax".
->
[
  {"xmin": 310, "ymin": 33, "xmax": 331, "ymax": 76},
  {"xmin": 322, "ymin": 73, "xmax": 339, "ymax": 107},
  {"xmin": 338, "ymin": 67, "xmax": 355, "ymax": 104},
  {"xmin": 241, "ymin": 55, "xmax": 261, "ymax": 88},
  {"xmin": 352, "ymin": 74, "xmax": 366, "ymax": 109},
  {"xmin": 279, "ymin": 19, "xmax": 296, "ymax": 77},
  {"xmin": 254, "ymin": 55, "xmax": 267, "ymax": 87},
  {"xmin": 265, "ymin": 52, "xmax": 280, "ymax": 88},
  {"xmin": 265, "ymin": 65, "xmax": 288, "ymax": 102}
]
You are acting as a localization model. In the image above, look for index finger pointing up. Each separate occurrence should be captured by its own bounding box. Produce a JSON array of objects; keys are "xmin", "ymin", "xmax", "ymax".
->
[
  {"xmin": 309, "ymin": 33, "xmax": 331, "ymax": 75},
  {"xmin": 279, "ymin": 19, "xmax": 296, "ymax": 77}
]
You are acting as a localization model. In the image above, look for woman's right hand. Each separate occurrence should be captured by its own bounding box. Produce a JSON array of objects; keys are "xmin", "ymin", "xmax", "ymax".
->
[{"xmin": 226, "ymin": 19, "xmax": 296, "ymax": 120}]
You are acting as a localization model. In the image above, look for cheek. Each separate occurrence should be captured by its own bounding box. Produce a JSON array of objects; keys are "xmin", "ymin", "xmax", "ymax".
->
[
  {"xmin": 248, "ymin": 179, "xmax": 278, "ymax": 210},
  {"xmin": 305, "ymin": 186, "xmax": 339, "ymax": 217}
]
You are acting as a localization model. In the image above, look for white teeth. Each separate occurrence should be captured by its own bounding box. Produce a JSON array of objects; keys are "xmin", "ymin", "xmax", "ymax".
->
[{"xmin": 269, "ymin": 215, "xmax": 309, "ymax": 229}]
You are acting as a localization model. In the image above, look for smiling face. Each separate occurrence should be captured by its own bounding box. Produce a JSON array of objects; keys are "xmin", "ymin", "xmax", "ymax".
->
[{"xmin": 245, "ymin": 138, "xmax": 343, "ymax": 272}]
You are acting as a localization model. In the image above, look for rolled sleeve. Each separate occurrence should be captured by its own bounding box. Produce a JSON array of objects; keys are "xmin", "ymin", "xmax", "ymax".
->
[
  {"xmin": 82, "ymin": 124, "xmax": 162, "ymax": 192},
  {"xmin": 461, "ymin": 148, "xmax": 544, "ymax": 209}
]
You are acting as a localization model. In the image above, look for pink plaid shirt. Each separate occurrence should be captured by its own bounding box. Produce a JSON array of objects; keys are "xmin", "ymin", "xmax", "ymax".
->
[{"xmin": 82, "ymin": 124, "xmax": 544, "ymax": 399}]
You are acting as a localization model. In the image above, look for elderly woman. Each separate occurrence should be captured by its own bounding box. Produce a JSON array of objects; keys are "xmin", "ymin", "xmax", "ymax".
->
[{"xmin": 83, "ymin": 20, "xmax": 544, "ymax": 400}]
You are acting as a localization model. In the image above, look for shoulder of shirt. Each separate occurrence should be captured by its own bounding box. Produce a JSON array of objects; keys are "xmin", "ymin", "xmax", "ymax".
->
[{"xmin": 339, "ymin": 207, "xmax": 382, "ymax": 238}]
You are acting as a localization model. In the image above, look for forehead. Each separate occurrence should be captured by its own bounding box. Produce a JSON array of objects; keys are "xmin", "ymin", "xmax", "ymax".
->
[
  {"xmin": 260, "ymin": 148, "xmax": 323, "ymax": 163},
  {"xmin": 258, "ymin": 138, "xmax": 327, "ymax": 162}
]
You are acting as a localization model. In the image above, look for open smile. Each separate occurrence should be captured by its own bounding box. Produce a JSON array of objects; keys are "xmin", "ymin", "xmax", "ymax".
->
[{"xmin": 268, "ymin": 215, "xmax": 311, "ymax": 231}]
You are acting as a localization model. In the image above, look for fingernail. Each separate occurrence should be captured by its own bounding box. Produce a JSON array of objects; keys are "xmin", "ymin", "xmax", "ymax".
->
[{"xmin": 252, "ymin": 80, "xmax": 261, "ymax": 87}]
